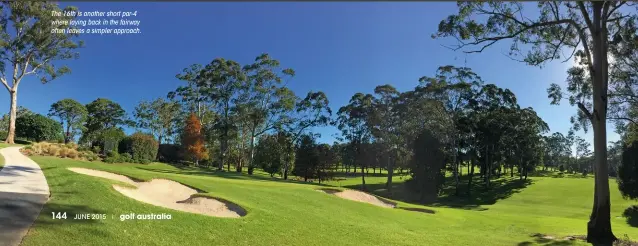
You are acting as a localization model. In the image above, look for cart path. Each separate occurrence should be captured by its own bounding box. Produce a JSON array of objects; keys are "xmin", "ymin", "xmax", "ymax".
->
[{"xmin": 0, "ymin": 147, "xmax": 50, "ymax": 246}]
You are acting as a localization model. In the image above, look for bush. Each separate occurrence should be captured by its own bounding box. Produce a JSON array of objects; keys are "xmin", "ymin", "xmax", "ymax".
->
[
  {"xmin": 16, "ymin": 114, "xmax": 64, "ymax": 142},
  {"xmin": 91, "ymin": 145, "xmax": 102, "ymax": 154},
  {"xmin": 80, "ymin": 151, "xmax": 98, "ymax": 161},
  {"xmin": 103, "ymin": 151, "xmax": 121, "ymax": 163},
  {"xmin": 67, "ymin": 149, "xmax": 79, "ymax": 159},
  {"xmin": 158, "ymin": 144, "xmax": 182, "ymax": 163},
  {"xmin": 58, "ymin": 147, "xmax": 70, "ymax": 158},
  {"xmin": 121, "ymin": 153, "xmax": 133, "ymax": 163},
  {"xmin": 46, "ymin": 144, "xmax": 60, "ymax": 156},
  {"xmin": 119, "ymin": 132, "xmax": 158, "ymax": 164},
  {"xmin": 618, "ymin": 141, "xmax": 638, "ymax": 199}
]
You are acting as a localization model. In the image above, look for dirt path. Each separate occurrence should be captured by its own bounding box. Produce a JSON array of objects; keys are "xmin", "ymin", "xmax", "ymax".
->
[{"xmin": 0, "ymin": 147, "xmax": 50, "ymax": 246}]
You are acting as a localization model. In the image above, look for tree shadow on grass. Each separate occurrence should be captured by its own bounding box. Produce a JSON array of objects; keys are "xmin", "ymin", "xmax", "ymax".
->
[
  {"xmin": 517, "ymin": 233, "xmax": 580, "ymax": 246},
  {"xmin": 623, "ymin": 205, "xmax": 638, "ymax": 227},
  {"xmin": 345, "ymin": 176, "xmax": 532, "ymax": 211},
  {"xmin": 134, "ymin": 166, "xmax": 333, "ymax": 187}
]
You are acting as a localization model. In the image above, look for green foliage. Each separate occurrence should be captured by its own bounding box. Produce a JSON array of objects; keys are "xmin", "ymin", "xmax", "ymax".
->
[
  {"xmin": 293, "ymin": 134, "xmax": 319, "ymax": 181},
  {"xmin": 407, "ymin": 129, "xmax": 446, "ymax": 203},
  {"xmin": 82, "ymin": 98, "xmax": 132, "ymax": 146},
  {"xmin": 254, "ymin": 133, "xmax": 292, "ymax": 177},
  {"xmin": 119, "ymin": 132, "xmax": 159, "ymax": 164},
  {"xmin": 103, "ymin": 150, "xmax": 121, "ymax": 163},
  {"xmin": 618, "ymin": 141, "xmax": 638, "ymax": 200},
  {"xmin": 16, "ymin": 114, "xmax": 64, "ymax": 142},
  {"xmin": 158, "ymin": 144, "xmax": 182, "ymax": 163},
  {"xmin": 48, "ymin": 99, "xmax": 87, "ymax": 143},
  {"xmin": 134, "ymin": 98, "xmax": 181, "ymax": 144}
]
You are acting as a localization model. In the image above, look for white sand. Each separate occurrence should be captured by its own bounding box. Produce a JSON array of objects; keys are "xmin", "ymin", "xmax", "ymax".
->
[
  {"xmin": 320, "ymin": 189, "xmax": 395, "ymax": 208},
  {"xmin": 68, "ymin": 168, "xmax": 244, "ymax": 218}
]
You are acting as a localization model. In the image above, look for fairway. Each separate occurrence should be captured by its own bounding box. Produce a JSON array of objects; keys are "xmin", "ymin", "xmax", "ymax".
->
[{"xmin": 20, "ymin": 156, "xmax": 638, "ymax": 246}]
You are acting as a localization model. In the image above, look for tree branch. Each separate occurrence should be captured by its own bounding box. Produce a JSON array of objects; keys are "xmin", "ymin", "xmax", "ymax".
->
[
  {"xmin": 607, "ymin": 1, "xmax": 627, "ymax": 18},
  {"xmin": 577, "ymin": 2, "xmax": 595, "ymax": 35},
  {"xmin": 578, "ymin": 101, "xmax": 593, "ymax": 121}
]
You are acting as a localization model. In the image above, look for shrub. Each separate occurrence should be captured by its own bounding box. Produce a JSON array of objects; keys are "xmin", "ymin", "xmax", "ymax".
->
[
  {"xmin": 158, "ymin": 144, "xmax": 182, "ymax": 163},
  {"xmin": 58, "ymin": 147, "xmax": 70, "ymax": 158},
  {"xmin": 119, "ymin": 132, "xmax": 158, "ymax": 164},
  {"xmin": 121, "ymin": 153, "xmax": 133, "ymax": 163},
  {"xmin": 46, "ymin": 144, "xmax": 60, "ymax": 156},
  {"xmin": 15, "ymin": 114, "xmax": 64, "ymax": 142},
  {"xmin": 104, "ymin": 151, "xmax": 121, "ymax": 163},
  {"xmin": 65, "ymin": 142, "xmax": 79, "ymax": 150},
  {"xmin": 618, "ymin": 141, "xmax": 638, "ymax": 199},
  {"xmin": 67, "ymin": 149, "xmax": 79, "ymax": 159},
  {"xmin": 91, "ymin": 145, "xmax": 102, "ymax": 154},
  {"xmin": 80, "ymin": 151, "xmax": 98, "ymax": 161}
]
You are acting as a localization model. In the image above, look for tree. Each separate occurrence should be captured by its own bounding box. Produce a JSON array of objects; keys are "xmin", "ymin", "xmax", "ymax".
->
[
  {"xmin": 335, "ymin": 92, "xmax": 373, "ymax": 187},
  {"xmin": 181, "ymin": 113, "xmax": 208, "ymax": 165},
  {"xmin": 0, "ymin": 106, "xmax": 34, "ymax": 135},
  {"xmin": 0, "ymin": 2, "xmax": 83, "ymax": 144},
  {"xmin": 197, "ymin": 58, "xmax": 246, "ymax": 171},
  {"xmin": 618, "ymin": 141, "xmax": 638, "ymax": 200},
  {"xmin": 134, "ymin": 98, "xmax": 181, "ymax": 145},
  {"xmin": 367, "ymin": 85, "xmax": 401, "ymax": 190},
  {"xmin": 254, "ymin": 132, "xmax": 291, "ymax": 177},
  {"xmin": 576, "ymin": 136, "xmax": 593, "ymax": 173},
  {"xmin": 435, "ymin": 2, "xmax": 636, "ymax": 242},
  {"xmin": 293, "ymin": 134, "xmax": 319, "ymax": 182},
  {"xmin": 241, "ymin": 53, "xmax": 296, "ymax": 174},
  {"xmin": 48, "ymin": 99, "xmax": 87, "ymax": 143},
  {"xmin": 280, "ymin": 91, "xmax": 332, "ymax": 180},
  {"xmin": 81, "ymin": 98, "xmax": 132, "ymax": 152},
  {"xmin": 408, "ymin": 129, "xmax": 446, "ymax": 203},
  {"xmin": 316, "ymin": 143, "xmax": 337, "ymax": 184},
  {"xmin": 16, "ymin": 113, "xmax": 63, "ymax": 142}
]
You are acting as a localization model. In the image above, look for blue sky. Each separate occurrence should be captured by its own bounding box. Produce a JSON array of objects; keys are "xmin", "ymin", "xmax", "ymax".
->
[{"xmin": 4, "ymin": 2, "xmax": 617, "ymax": 149}]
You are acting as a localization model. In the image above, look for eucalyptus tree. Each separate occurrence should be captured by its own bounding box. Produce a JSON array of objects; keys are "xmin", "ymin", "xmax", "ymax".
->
[
  {"xmin": 0, "ymin": 2, "xmax": 83, "ymax": 144},
  {"xmin": 576, "ymin": 136, "xmax": 593, "ymax": 173},
  {"xmin": 279, "ymin": 91, "xmax": 332, "ymax": 180},
  {"xmin": 241, "ymin": 54, "xmax": 297, "ymax": 173},
  {"xmin": 169, "ymin": 64, "xmax": 207, "ymax": 119},
  {"xmin": 469, "ymin": 84, "xmax": 518, "ymax": 187},
  {"xmin": 435, "ymin": 1, "xmax": 636, "ymax": 241},
  {"xmin": 335, "ymin": 92, "xmax": 373, "ymax": 187},
  {"xmin": 367, "ymin": 85, "xmax": 401, "ymax": 189},
  {"xmin": 196, "ymin": 58, "xmax": 246, "ymax": 171},
  {"xmin": 134, "ymin": 98, "xmax": 181, "ymax": 145},
  {"xmin": 417, "ymin": 66, "xmax": 483, "ymax": 194},
  {"xmin": 48, "ymin": 99, "xmax": 88, "ymax": 143}
]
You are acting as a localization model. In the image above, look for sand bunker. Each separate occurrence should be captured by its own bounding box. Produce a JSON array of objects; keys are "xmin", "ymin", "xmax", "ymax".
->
[
  {"xmin": 68, "ymin": 168, "xmax": 245, "ymax": 218},
  {"xmin": 318, "ymin": 188, "xmax": 396, "ymax": 208}
]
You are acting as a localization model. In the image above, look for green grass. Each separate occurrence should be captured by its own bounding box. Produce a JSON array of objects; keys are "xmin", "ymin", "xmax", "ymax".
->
[{"xmin": 21, "ymin": 156, "xmax": 638, "ymax": 246}]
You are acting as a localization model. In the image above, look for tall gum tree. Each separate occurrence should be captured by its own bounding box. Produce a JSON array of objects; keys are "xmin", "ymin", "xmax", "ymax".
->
[
  {"xmin": 0, "ymin": 2, "xmax": 83, "ymax": 143},
  {"xmin": 434, "ymin": 2, "xmax": 637, "ymax": 243}
]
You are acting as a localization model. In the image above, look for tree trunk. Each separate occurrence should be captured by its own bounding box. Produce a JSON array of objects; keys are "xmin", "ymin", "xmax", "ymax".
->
[
  {"xmin": 386, "ymin": 150, "xmax": 394, "ymax": 191},
  {"xmin": 586, "ymin": 3, "xmax": 616, "ymax": 244},
  {"xmin": 5, "ymin": 90, "xmax": 17, "ymax": 144},
  {"xmin": 467, "ymin": 152, "xmax": 475, "ymax": 195},
  {"xmin": 360, "ymin": 161, "xmax": 366, "ymax": 190},
  {"xmin": 63, "ymin": 121, "xmax": 72, "ymax": 144},
  {"xmin": 454, "ymin": 149, "xmax": 461, "ymax": 196}
]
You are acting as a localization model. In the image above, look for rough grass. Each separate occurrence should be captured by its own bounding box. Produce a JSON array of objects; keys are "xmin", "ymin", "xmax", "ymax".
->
[{"xmin": 21, "ymin": 156, "xmax": 638, "ymax": 246}]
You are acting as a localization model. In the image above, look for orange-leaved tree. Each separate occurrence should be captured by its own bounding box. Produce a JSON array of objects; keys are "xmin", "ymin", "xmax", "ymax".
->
[{"xmin": 181, "ymin": 113, "xmax": 208, "ymax": 165}]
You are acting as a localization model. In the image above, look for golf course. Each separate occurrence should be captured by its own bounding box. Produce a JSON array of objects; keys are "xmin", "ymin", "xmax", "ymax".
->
[
  {"xmin": 4, "ymin": 151, "xmax": 632, "ymax": 246},
  {"xmin": 0, "ymin": 1, "xmax": 637, "ymax": 246}
]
